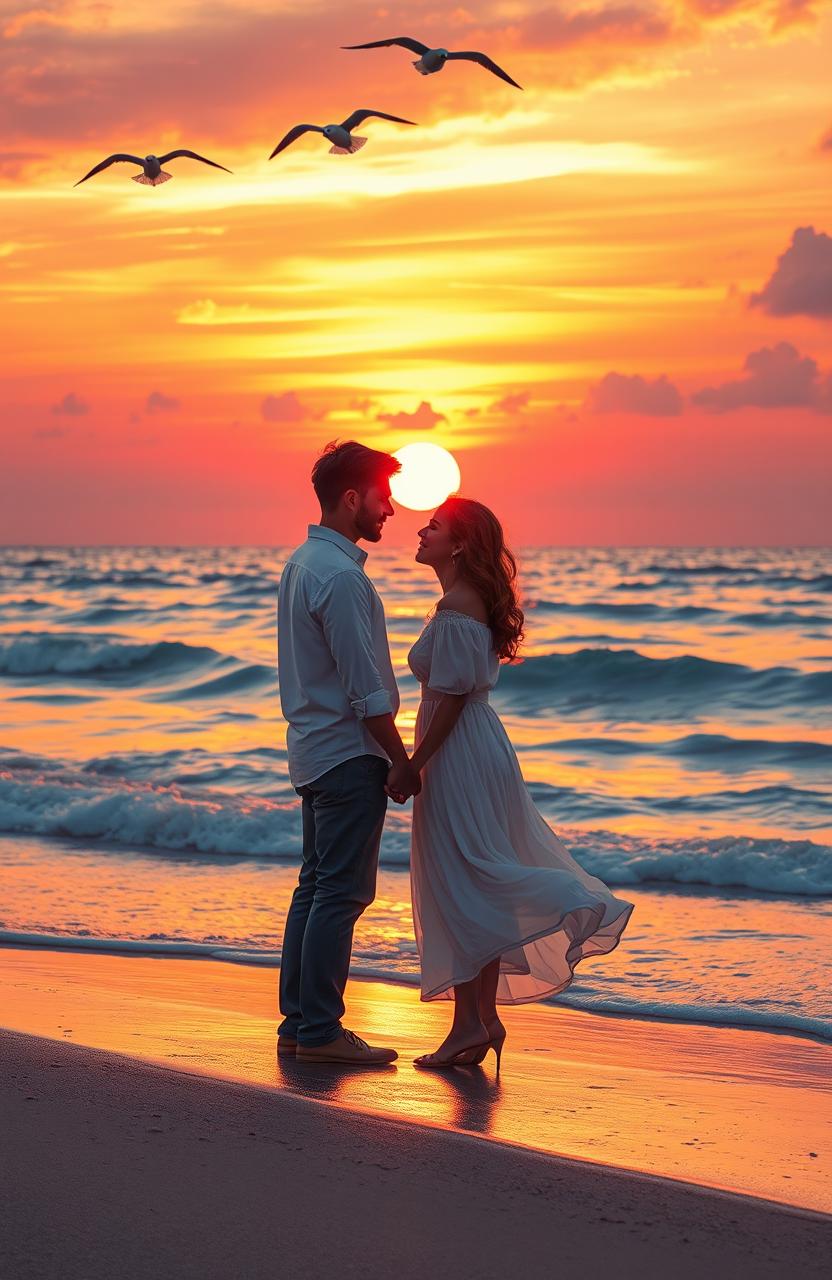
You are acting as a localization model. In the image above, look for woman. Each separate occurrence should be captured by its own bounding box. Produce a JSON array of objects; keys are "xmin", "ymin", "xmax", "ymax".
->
[{"xmin": 402, "ymin": 497, "xmax": 634, "ymax": 1070}]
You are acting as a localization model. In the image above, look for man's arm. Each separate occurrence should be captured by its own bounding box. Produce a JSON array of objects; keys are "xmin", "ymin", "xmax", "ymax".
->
[{"xmin": 315, "ymin": 570, "xmax": 419, "ymax": 799}]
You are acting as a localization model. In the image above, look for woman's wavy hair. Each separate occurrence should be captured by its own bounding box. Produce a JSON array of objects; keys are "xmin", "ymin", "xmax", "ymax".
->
[{"xmin": 440, "ymin": 497, "xmax": 525, "ymax": 661}]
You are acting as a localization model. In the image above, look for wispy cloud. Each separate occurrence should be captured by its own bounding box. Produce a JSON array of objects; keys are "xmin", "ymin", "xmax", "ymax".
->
[{"xmin": 490, "ymin": 390, "xmax": 531, "ymax": 415}]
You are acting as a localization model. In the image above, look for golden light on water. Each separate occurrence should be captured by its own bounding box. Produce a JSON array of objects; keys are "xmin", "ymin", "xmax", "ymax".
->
[{"xmin": 391, "ymin": 442, "xmax": 461, "ymax": 511}]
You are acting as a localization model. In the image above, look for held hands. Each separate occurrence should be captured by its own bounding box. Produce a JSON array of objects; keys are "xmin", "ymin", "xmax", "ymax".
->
[{"xmin": 385, "ymin": 757, "xmax": 421, "ymax": 805}]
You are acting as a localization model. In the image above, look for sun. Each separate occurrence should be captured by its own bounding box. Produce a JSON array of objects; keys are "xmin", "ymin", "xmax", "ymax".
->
[{"xmin": 390, "ymin": 442, "xmax": 461, "ymax": 511}]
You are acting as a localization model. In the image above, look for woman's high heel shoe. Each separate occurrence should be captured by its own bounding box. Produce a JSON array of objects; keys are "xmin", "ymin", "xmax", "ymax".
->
[
  {"xmin": 469, "ymin": 1033, "xmax": 506, "ymax": 1074},
  {"xmin": 413, "ymin": 1041, "xmax": 491, "ymax": 1070}
]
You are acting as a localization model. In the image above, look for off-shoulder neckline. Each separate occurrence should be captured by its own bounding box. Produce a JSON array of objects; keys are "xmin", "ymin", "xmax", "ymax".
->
[{"xmin": 433, "ymin": 607, "xmax": 491, "ymax": 629}]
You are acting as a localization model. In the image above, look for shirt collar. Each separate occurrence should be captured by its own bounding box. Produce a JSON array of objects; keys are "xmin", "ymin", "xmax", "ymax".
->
[{"xmin": 307, "ymin": 524, "xmax": 368, "ymax": 566}]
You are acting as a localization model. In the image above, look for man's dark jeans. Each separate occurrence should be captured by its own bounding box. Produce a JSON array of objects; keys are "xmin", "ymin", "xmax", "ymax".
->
[{"xmin": 278, "ymin": 754, "xmax": 389, "ymax": 1047}]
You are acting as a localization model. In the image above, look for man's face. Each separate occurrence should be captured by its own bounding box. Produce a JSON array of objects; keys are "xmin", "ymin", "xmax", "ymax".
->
[{"xmin": 354, "ymin": 482, "xmax": 395, "ymax": 542}]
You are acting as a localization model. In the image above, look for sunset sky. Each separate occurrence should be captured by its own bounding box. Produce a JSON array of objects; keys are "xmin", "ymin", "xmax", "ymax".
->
[{"xmin": 2, "ymin": 0, "xmax": 831, "ymax": 545}]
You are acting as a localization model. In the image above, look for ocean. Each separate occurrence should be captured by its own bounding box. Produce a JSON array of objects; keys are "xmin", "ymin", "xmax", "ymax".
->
[{"xmin": 1, "ymin": 545, "xmax": 830, "ymax": 1040}]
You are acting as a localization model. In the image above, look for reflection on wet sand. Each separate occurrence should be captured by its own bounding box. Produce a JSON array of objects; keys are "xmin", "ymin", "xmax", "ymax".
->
[
  {"xmin": 276, "ymin": 1053, "xmax": 503, "ymax": 1137},
  {"xmin": 1, "ymin": 947, "xmax": 829, "ymax": 1214}
]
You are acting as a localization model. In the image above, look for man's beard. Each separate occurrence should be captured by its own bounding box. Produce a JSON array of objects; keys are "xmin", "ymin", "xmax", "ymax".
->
[{"xmin": 355, "ymin": 503, "xmax": 384, "ymax": 542}]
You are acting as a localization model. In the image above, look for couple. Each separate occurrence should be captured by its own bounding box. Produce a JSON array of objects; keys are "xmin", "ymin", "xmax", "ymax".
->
[{"xmin": 276, "ymin": 441, "xmax": 633, "ymax": 1069}]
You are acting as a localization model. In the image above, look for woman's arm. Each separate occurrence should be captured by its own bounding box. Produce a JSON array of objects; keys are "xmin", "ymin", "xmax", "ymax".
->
[{"xmin": 411, "ymin": 693, "xmax": 467, "ymax": 773}]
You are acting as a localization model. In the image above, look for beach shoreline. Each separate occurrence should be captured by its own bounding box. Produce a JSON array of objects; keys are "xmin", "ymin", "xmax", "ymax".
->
[
  {"xmin": 0, "ymin": 945, "xmax": 829, "ymax": 1217},
  {"xmin": 2, "ymin": 1028, "xmax": 830, "ymax": 1280}
]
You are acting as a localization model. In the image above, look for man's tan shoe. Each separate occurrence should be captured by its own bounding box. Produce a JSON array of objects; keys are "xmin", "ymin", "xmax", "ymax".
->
[
  {"xmin": 276, "ymin": 1036, "xmax": 297, "ymax": 1056},
  {"xmin": 296, "ymin": 1028, "xmax": 397, "ymax": 1066}
]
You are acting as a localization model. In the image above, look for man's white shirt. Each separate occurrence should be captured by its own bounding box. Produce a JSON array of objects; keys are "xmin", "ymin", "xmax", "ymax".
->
[{"xmin": 277, "ymin": 525, "xmax": 400, "ymax": 788}]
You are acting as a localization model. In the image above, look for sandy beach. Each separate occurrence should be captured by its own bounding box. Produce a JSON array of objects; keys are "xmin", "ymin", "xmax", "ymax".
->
[
  {"xmin": 0, "ymin": 946, "xmax": 830, "ymax": 1279},
  {"xmin": 2, "ymin": 1028, "xmax": 830, "ymax": 1280}
]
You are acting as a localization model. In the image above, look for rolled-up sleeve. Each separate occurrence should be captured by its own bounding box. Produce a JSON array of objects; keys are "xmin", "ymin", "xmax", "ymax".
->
[{"xmin": 314, "ymin": 570, "xmax": 394, "ymax": 720}]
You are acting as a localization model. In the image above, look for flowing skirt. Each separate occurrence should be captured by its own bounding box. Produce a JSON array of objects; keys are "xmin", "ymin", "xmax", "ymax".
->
[{"xmin": 410, "ymin": 698, "xmax": 634, "ymax": 1003}]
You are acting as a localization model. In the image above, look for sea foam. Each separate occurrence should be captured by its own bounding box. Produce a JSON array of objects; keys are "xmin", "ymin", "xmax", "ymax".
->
[{"xmin": 1, "ymin": 765, "xmax": 829, "ymax": 894}]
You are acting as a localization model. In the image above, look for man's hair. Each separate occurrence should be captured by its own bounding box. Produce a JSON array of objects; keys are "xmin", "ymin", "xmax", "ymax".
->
[{"xmin": 311, "ymin": 440, "xmax": 401, "ymax": 511}]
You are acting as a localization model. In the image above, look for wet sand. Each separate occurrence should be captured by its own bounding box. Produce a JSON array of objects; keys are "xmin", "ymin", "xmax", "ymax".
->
[
  {"xmin": 2, "ymin": 1028, "xmax": 831, "ymax": 1280},
  {"xmin": 0, "ymin": 945, "xmax": 830, "ymax": 1217}
]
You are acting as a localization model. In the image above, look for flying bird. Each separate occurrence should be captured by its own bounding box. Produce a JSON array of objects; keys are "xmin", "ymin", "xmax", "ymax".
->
[
  {"xmin": 269, "ymin": 109, "xmax": 417, "ymax": 158},
  {"xmin": 342, "ymin": 37, "xmax": 522, "ymax": 89},
  {"xmin": 74, "ymin": 150, "xmax": 232, "ymax": 187}
]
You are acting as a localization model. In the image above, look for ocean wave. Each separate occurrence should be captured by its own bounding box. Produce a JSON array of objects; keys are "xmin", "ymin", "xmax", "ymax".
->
[
  {"xmin": 1, "ymin": 765, "xmax": 828, "ymax": 893},
  {"xmin": 73, "ymin": 744, "xmax": 287, "ymax": 786},
  {"xmin": 54, "ymin": 572, "xmax": 187, "ymax": 591},
  {"xmin": 225, "ymin": 584, "xmax": 278, "ymax": 600},
  {"xmin": 529, "ymin": 600, "xmax": 716, "ymax": 621},
  {"xmin": 3, "ymin": 597, "xmax": 51, "ymax": 611},
  {"xmin": 73, "ymin": 606, "xmax": 147, "ymax": 625},
  {"xmin": 550, "ymin": 991, "xmax": 832, "ymax": 1042},
  {"xmin": 0, "ymin": 632, "xmax": 225, "ymax": 680},
  {"xmin": 732, "ymin": 609, "xmax": 831, "ymax": 628},
  {"xmin": 540, "ymin": 733, "xmax": 832, "ymax": 769},
  {"xmin": 197, "ymin": 571, "xmax": 270, "ymax": 585},
  {"xmin": 568, "ymin": 830, "xmax": 832, "ymax": 896},
  {"xmin": 520, "ymin": 599, "xmax": 829, "ymax": 629},
  {"xmin": 497, "ymin": 648, "xmax": 832, "ymax": 716},
  {"xmin": 0, "ymin": 930, "xmax": 828, "ymax": 1041},
  {"xmin": 642, "ymin": 561, "xmax": 769, "ymax": 577},
  {"xmin": 668, "ymin": 733, "xmax": 832, "ymax": 768},
  {"xmin": 528, "ymin": 779, "xmax": 832, "ymax": 825},
  {"xmin": 0, "ymin": 768, "xmax": 308, "ymax": 857},
  {"xmin": 641, "ymin": 561, "xmax": 832, "ymax": 586},
  {"xmin": 17, "ymin": 555, "xmax": 62, "ymax": 569},
  {"xmin": 152, "ymin": 663, "xmax": 275, "ymax": 701}
]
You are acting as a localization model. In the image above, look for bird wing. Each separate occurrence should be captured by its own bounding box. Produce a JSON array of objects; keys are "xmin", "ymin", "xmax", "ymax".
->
[
  {"xmin": 269, "ymin": 124, "xmax": 324, "ymax": 159},
  {"xmin": 341, "ymin": 36, "xmax": 429, "ymax": 55},
  {"xmin": 339, "ymin": 109, "xmax": 418, "ymax": 131},
  {"xmin": 157, "ymin": 149, "xmax": 232, "ymax": 173},
  {"xmin": 446, "ymin": 50, "xmax": 522, "ymax": 89},
  {"xmin": 73, "ymin": 153, "xmax": 144, "ymax": 186}
]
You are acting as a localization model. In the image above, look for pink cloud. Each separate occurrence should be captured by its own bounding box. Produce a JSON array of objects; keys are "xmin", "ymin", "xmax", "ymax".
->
[
  {"xmin": 51, "ymin": 391, "xmax": 88, "ymax": 415},
  {"xmin": 377, "ymin": 400, "xmax": 446, "ymax": 431},
  {"xmin": 146, "ymin": 390, "xmax": 181, "ymax": 414},
  {"xmin": 586, "ymin": 371, "xmax": 683, "ymax": 416},
  {"xmin": 6, "ymin": 0, "xmax": 820, "ymax": 171},
  {"xmin": 691, "ymin": 342, "xmax": 831, "ymax": 412},
  {"xmin": 522, "ymin": 5, "xmax": 674, "ymax": 51},
  {"xmin": 261, "ymin": 391, "xmax": 306, "ymax": 423},
  {"xmin": 751, "ymin": 227, "xmax": 832, "ymax": 318}
]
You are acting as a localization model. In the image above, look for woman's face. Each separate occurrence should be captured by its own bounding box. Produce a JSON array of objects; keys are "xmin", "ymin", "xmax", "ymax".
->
[{"xmin": 415, "ymin": 506, "xmax": 458, "ymax": 567}]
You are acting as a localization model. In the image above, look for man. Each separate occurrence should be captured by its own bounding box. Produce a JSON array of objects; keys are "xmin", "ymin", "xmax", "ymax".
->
[{"xmin": 276, "ymin": 441, "xmax": 420, "ymax": 1065}]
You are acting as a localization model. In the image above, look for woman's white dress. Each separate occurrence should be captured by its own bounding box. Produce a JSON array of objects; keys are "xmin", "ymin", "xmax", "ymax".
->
[{"xmin": 408, "ymin": 608, "xmax": 634, "ymax": 1004}]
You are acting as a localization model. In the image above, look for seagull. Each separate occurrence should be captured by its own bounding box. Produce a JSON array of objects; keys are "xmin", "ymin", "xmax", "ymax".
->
[
  {"xmin": 269, "ymin": 109, "xmax": 417, "ymax": 158},
  {"xmin": 342, "ymin": 37, "xmax": 522, "ymax": 89},
  {"xmin": 74, "ymin": 150, "xmax": 232, "ymax": 187}
]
